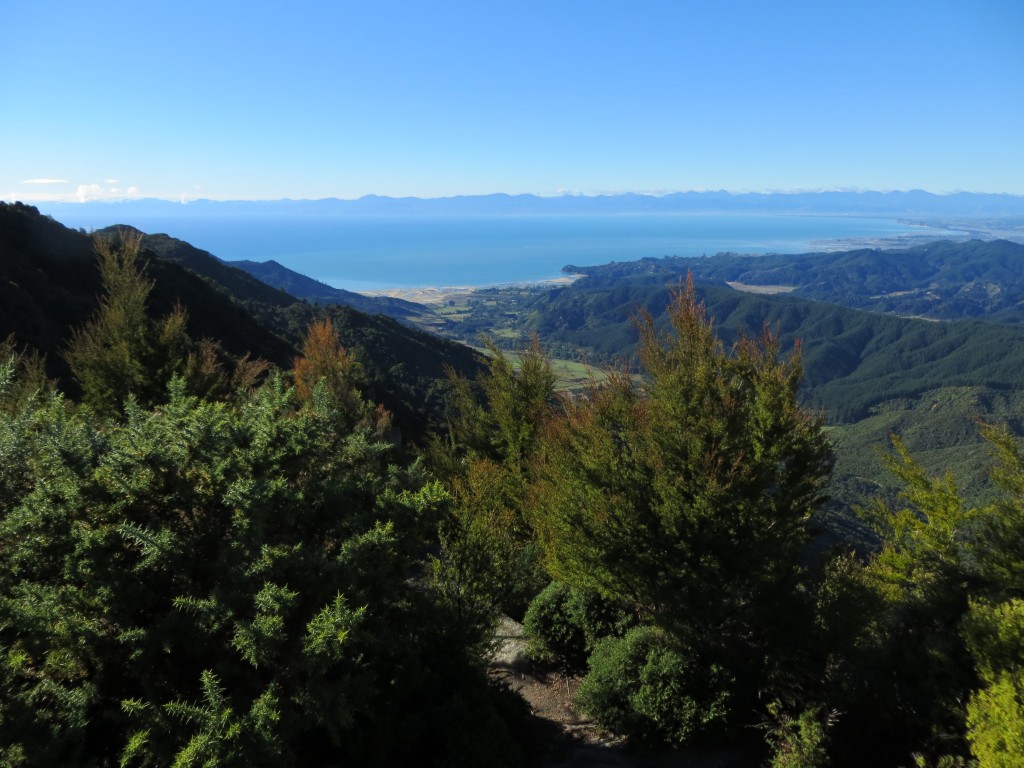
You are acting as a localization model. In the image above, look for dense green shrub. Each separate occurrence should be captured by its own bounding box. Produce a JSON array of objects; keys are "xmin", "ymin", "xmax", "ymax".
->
[
  {"xmin": 0, "ymin": 368, "xmax": 524, "ymax": 766},
  {"xmin": 575, "ymin": 625, "xmax": 732, "ymax": 745},
  {"xmin": 432, "ymin": 339, "xmax": 556, "ymax": 624},
  {"xmin": 522, "ymin": 581, "xmax": 634, "ymax": 667},
  {"xmin": 765, "ymin": 703, "xmax": 833, "ymax": 768}
]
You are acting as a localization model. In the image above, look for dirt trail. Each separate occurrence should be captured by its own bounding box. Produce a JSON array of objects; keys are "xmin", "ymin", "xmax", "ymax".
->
[{"xmin": 488, "ymin": 617, "xmax": 755, "ymax": 768}]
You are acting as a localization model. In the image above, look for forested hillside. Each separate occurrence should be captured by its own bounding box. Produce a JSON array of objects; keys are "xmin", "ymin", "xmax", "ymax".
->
[
  {"xmin": 468, "ymin": 278, "xmax": 1024, "ymax": 424},
  {"xmin": 566, "ymin": 239, "xmax": 1024, "ymax": 321},
  {"xmin": 0, "ymin": 203, "xmax": 481, "ymax": 435},
  {"xmin": 420, "ymin": 243, "xmax": 1024, "ymax": 546}
]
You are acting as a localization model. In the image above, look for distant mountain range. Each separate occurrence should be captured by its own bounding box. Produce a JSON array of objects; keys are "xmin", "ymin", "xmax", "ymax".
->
[{"xmin": 36, "ymin": 190, "xmax": 1024, "ymax": 221}]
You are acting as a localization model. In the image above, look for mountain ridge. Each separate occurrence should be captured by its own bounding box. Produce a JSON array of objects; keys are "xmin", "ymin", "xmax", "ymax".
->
[
  {"xmin": 564, "ymin": 239, "xmax": 1024, "ymax": 322},
  {"xmin": 36, "ymin": 189, "xmax": 1024, "ymax": 220},
  {"xmin": 230, "ymin": 258, "xmax": 425, "ymax": 319},
  {"xmin": 0, "ymin": 202, "xmax": 482, "ymax": 436}
]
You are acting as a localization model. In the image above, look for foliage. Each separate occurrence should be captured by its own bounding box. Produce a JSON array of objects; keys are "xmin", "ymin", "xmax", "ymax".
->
[
  {"xmin": 432, "ymin": 338, "xmax": 557, "ymax": 622},
  {"xmin": 964, "ymin": 669, "xmax": 1024, "ymax": 767},
  {"xmin": 962, "ymin": 599, "xmax": 1024, "ymax": 766},
  {"xmin": 0, "ymin": 367, "xmax": 521, "ymax": 766},
  {"xmin": 12, "ymin": 202, "xmax": 1024, "ymax": 764},
  {"xmin": 522, "ymin": 581, "xmax": 635, "ymax": 667},
  {"xmin": 822, "ymin": 385, "xmax": 1024, "ymax": 552},
  {"xmin": 575, "ymin": 625, "xmax": 731, "ymax": 745},
  {"xmin": 444, "ymin": 337, "xmax": 558, "ymax": 469},
  {"xmin": 65, "ymin": 230, "xmax": 188, "ymax": 416},
  {"xmin": 861, "ymin": 436, "xmax": 982, "ymax": 597},
  {"xmin": 0, "ymin": 202, "xmax": 484, "ymax": 438},
  {"xmin": 530, "ymin": 277, "xmax": 832, "ymax": 735},
  {"xmin": 0, "ymin": 336, "xmax": 52, "ymax": 414},
  {"xmin": 821, "ymin": 423, "xmax": 1024, "ymax": 763},
  {"xmin": 292, "ymin": 318, "xmax": 365, "ymax": 424},
  {"xmin": 764, "ymin": 702, "xmax": 833, "ymax": 768},
  {"xmin": 64, "ymin": 231, "xmax": 270, "ymax": 417}
]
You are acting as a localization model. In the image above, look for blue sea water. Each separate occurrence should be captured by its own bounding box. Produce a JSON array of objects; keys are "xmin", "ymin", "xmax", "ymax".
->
[{"xmin": 49, "ymin": 213, "xmax": 948, "ymax": 290}]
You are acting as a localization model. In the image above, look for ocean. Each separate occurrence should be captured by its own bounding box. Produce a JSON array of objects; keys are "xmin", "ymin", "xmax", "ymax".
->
[{"xmin": 46, "ymin": 212, "xmax": 953, "ymax": 291}]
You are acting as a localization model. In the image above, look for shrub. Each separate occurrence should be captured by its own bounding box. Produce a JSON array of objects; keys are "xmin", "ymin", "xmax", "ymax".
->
[
  {"xmin": 523, "ymin": 581, "xmax": 634, "ymax": 667},
  {"xmin": 0, "ymin": 373, "xmax": 525, "ymax": 766},
  {"xmin": 765, "ymin": 702, "xmax": 832, "ymax": 768},
  {"xmin": 575, "ymin": 625, "xmax": 731, "ymax": 745}
]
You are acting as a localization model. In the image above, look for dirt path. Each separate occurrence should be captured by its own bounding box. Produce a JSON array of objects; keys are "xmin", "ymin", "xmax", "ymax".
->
[{"xmin": 488, "ymin": 617, "xmax": 757, "ymax": 768}]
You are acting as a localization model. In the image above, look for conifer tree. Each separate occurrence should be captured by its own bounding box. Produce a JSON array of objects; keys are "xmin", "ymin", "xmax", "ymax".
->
[
  {"xmin": 65, "ymin": 231, "xmax": 265, "ymax": 415},
  {"xmin": 292, "ymin": 318, "xmax": 362, "ymax": 416},
  {"xmin": 433, "ymin": 337, "xmax": 557, "ymax": 624},
  {"xmin": 66, "ymin": 230, "xmax": 190, "ymax": 416},
  {"xmin": 529, "ymin": 277, "xmax": 833, "ymax": 738},
  {"xmin": 0, "ymin": 334, "xmax": 52, "ymax": 414},
  {"xmin": 818, "ymin": 424, "xmax": 1024, "ymax": 764}
]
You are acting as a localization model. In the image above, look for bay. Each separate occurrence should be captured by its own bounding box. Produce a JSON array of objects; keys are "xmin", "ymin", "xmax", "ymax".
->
[{"xmin": 47, "ymin": 212, "xmax": 952, "ymax": 290}]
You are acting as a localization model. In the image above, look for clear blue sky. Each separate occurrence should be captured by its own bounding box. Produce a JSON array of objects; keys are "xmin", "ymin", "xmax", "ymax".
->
[{"xmin": 3, "ymin": 0, "xmax": 1022, "ymax": 202}]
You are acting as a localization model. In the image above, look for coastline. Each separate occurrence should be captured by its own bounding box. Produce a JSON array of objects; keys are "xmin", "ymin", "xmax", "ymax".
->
[
  {"xmin": 356, "ymin": 273, "xmax": 582, "ymax": 304},
  {"xmin": 350, "ymin": 219, "xmax": 1024, "ymax": 306}
]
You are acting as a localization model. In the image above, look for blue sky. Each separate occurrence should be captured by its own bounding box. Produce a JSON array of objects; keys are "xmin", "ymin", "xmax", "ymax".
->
[{"xmin": 3, "ymin": 0, "xmax": 1022, "ymax": 202}]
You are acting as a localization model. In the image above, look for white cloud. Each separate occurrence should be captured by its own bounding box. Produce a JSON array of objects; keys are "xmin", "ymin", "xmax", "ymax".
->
[
  {"xmin": 105, "ymin": 178, "xmax": 119, "ymax": 184},
  {"xmin": 76, "ymin": 184, "xmax": 104, "ymax": 202},
  {"xmin": 75, "ymin": 183, "xmax": 143, "ymax": 202},
  {"xmin": 7, "ymin": 181, "xmax": 142, "ymax": 203},
  {"xmin": 21, "ymin": 178, "xmax": 68, "ymax": 185}
]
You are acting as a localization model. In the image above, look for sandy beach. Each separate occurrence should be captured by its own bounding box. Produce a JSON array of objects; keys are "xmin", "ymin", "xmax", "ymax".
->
[{"xmin": 356, "ymin": 274, "xmax": 582, "ymax": 304}]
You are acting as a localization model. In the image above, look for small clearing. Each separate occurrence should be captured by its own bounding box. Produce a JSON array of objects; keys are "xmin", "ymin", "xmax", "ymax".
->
[{"xmin": 725, "ymin": 282, "xmax": 797, "ymax": 295}]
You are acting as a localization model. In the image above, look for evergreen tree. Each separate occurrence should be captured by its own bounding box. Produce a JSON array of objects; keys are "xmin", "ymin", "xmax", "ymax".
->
[
  {"xmin": 66, "ymin": 230, "xmax": 190, "ymax": 417},
  {"xmin": 529, "ymin": 277, "xmax": 833, "ymax": 740},
  {"xmin": 818, "ymin": 423, "xmax": 1024, "ymax": 765},
  {"xmin": 0, "ymin": 335, "xmax": 52, "ymax": 414},
  {"xmin": 432, "ymin": 337, "xmax": 557, "ymax": 623},
  {"xmin": 292, "ymin": 318, "xmax": 363, "ymax": 422},
  {"xmin": 66, "ymin": 231, "xmax": 270, "ymax": 416}
]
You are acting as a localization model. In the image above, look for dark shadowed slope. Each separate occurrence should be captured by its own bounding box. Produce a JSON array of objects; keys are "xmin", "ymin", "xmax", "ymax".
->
[
  {"xmin": 0, "ymin": 203, "xmax": 482, "ymax": 435},
  {"xmin": 231, "ymin": 258, "xmax": 426, "ymax": 320}
]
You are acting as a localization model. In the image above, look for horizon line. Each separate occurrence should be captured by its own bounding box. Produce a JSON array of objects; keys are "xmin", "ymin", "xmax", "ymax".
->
[{"xmin": 14, "ymin": 187, "xmax": 1024, "ymax": 206}]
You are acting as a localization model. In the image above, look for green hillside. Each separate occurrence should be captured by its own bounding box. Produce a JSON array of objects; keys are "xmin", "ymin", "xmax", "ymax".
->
[
  {"xmin": 0, "ymin": 203, "xmax": 482, "ymax": 436},
  {"xmin": 434, "ymin": 267, "xmax": 1024, "ymax": 534},
  {"xmin": 566, "ymin": 238, "xmax": 1024, "ymax": 321},
  {"xmin": 484, "ymin": 280, "xmax": 1024, "ymax": 424}
]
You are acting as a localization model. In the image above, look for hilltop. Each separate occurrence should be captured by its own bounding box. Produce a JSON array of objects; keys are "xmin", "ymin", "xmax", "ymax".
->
[{"xmin": 0, "ymin": 202, "xmax": 482, "ymax": 436}]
